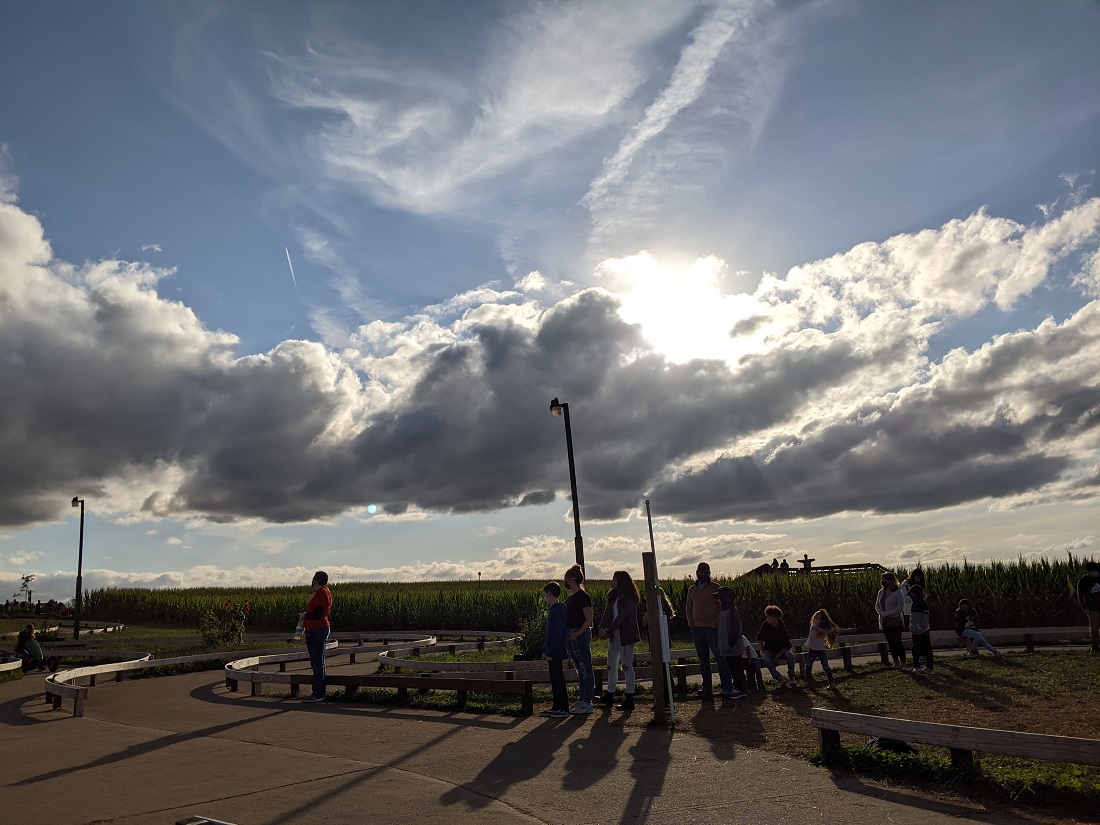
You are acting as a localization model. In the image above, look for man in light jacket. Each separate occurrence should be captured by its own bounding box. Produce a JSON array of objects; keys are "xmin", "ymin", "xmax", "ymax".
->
[{"xmin": 685, "ymin": 562, "xmax": 732, "ymax": 697}]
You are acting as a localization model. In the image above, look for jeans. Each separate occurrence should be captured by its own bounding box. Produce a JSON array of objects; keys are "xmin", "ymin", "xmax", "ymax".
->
[
  {"xmin": 912, "ymin": 630, "xmax": 934, "ymax": 669},
  {"xmin": 690, "ymin": 626, "xmax": 732, "ymax": 693},
  {"xmin": 606, "ymin": 635, "xmax": 635, "ymax": 694},
  {"xmin": 1087, "ymin": 609, "xmax": 1100, "ymax": 651},
  {"xmin": 883, "ymin": 624, "xmax": 906, "ymax": 664},
  {"xmin": 762, "ymin": 648, "xmax": 796, "ymax": 681},
  {"xmin": 806, "ymin": 648, "xmax": 833, "ymax": 682},
  {"xmin": 547, "ymin": 657, "xmax": 568, "ymax": 711},
  {"xmin": 960, "ymin": 628, "xmax": 999, "ymax": 655},
  {"xmin": 567, "ymin": 629, "xmax": 594, "ymax": 703},
  {"xmin": 723, "ymin": 656, "xmax": 746, "ymax": 693},
  {"xmin": 304, "ymin": 626, "xmax": 329, "ymax": 699}
]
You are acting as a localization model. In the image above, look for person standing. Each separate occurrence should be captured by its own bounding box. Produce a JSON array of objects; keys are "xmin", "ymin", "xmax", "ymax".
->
[
  {"xmin": 954, "ymin": 599, "xmax": 1002, "ymax": 658},
  {"xmin": 300, "ymin": 571, "xmax": 332, "ymax": 703},
  {"xmin": 715, "ymin": 587, "xmax": 747, "ymax": 699},
  {"xmin": 1077, "ymin": 561, "xmax": 1100, "ymax": 653},
  {"xmin": 597, "ymin": 570, "xmax": 641, "ymax": 711},
  {"xmin": 875, "ymin": 572, "xmax": 908, "ymax": 669},
  {"xmin": 564, "ymin": 564, "xmax": 595, "ymax": 715},
  {"xmin": 907, "ymin": 570, "xmax": 933, "ymax": 672},
  {"xmin": 757, "ymin": 605, "xmax": 798, "ymax": 687},
  {"xmin": 804, "ymin": 609, "xmax": 846, "ymax": 688},
  {"xmin": 540, "ymin": 582, "xmax": 570, "ymax": 718},
  {"xmin": 685, "ymin": 562, "xmax": 732, "ymax": 697}
]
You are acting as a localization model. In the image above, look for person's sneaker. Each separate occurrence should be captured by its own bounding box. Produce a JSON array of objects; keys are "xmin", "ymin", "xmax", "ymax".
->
[
  {"xmin": 568, "ymin": 701, "xmax": 585, "ymax": 712},
  {"xmin": 549, "ymin": 709, "xmax": 569, "ymax": 719},
  {"xmin": 301, "ymin": 695, "xmax": 326, "ymax": 703},
  {"xmin": 993, "ymin": 651, "xmax": 1005, "ymax": 659},
  {"xmin": 914, "ymin": 666, "xmax": 927, "ymax": 673},
  {"xmin": 570, "ymin": 703, "xmax": 595, "ymax": 715},
  {"xmin": 966, "ymin": 651, "xmax": 979, "ymax": 657},
  {"xmin": 729, "ymin": 690, "xmax": 746, "ymax": 699},
  {"xmin": 539, "ymin": 709, "xmax": 558, "ymax": 717}
]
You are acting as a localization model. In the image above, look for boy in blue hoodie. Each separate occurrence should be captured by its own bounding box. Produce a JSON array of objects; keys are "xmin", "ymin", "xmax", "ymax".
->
[{"xmin": 541, "ymin": 582, "xmax": 570, "ymax": 718}]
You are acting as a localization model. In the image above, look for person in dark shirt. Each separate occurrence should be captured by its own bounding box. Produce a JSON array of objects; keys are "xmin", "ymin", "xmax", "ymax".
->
[
  {"xmin": 954, "ymin": 599, "xmax": 1001, "ymax": 658},
  {"xmin": 540, "ymin": 582, "xmax": 570, "ymax": 718},
  {"xmin": 1077, "ymin": 561, "xmax": 1100, "ymax": 653},
  {"xmin": 563, "ymin": 564, "xmax": 595, "ymax": 714},
  {"xmin": 907, "ymin": 570, "xmax": 933, "ymax": 672},
  {"xmin": 757, "ymin": 605, "xmax": 797, "ymax": 687}
]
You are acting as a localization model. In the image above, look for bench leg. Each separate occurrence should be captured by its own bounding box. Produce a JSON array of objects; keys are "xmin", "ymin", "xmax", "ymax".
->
[
  {"xmin": 74, "ymin": 694, "xmax": 85, "ymax": 717},
  {"xmin": 819, "ymin": 728, "xmax": 841, "ymax": 758},
  {"xmin": 522, "ymin": 683, "xmax": 533, "ymax": 716},
  {"xmin": 251, "ymin": 681, "xmax": 260, "ymax": 697},
  {"xmin": 950, "ymin": 748, "xmax": 974, "ymax": 772},
  {"xmin": 841, "ymin": 645, "xmax": 853, "ymax": 672},
  {"xmin": 456, "ymin": 690, "xmax": 468, "ymax": 711},
  {"xmin": 344, "ymin": 684, "xmax": 357, "ymax": 700},
  {"xmin": 397, "ymin": 687, "xmax": 408, "ymax": 701},
  {"xmin": 289, "ymin": 682, "xmax": 299, "ymax": 697},
  {"xmin": 878, "ymin": 643, "xmax": 890, "ymax": 666}
]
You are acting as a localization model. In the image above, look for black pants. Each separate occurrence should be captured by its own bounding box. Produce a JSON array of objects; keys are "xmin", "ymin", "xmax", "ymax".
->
[
  {"xmin": 883, "ymin": 625, "xmax": 906, "ymax": 663},
  {"xmin": 912, "ymin": 630, "xmax": 933, "ymax": 669},
  {"xmin": 547, "ymin": 656, "xmax": 569, "ymax": 711},
  {"xmin": 723, "ymin": 656, "xmax": 746, "ymax": 692}
]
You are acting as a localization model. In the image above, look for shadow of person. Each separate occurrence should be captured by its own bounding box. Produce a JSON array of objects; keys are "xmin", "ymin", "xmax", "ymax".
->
[
  {"xmin": 563, "ymin": 717, "xmax": 629, "ymax": 791},
  {"xmin": 619, "ymin": 726, "xmax": 674, "ymax": 824},
  {"xmin": 439, "ymin": 719, "xmax": 574, "ymax": 811}
]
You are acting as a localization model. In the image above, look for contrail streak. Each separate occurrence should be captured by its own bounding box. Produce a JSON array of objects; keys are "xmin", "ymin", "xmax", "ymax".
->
[{"xmin": 285, "ymin": 247, "xmax": 298, "ymax": 291}]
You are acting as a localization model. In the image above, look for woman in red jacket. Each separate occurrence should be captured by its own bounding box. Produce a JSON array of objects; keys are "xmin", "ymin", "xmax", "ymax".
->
[{"xmin": 300, "ymin": 571, "xmax": 332, "ymax": 702}]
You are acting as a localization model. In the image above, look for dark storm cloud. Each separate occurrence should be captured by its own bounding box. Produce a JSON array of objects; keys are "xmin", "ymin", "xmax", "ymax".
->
[{"xmin": 2, "ymin": 197, "xmax": 1098, "ymax": 528}]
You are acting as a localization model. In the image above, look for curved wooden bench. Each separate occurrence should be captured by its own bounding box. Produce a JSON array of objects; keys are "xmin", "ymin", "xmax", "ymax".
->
[
  {"xmin": 811, "ymin": 707, "xmax": 1100, "ymax": 770},
  {"xmin": 224, "ymin": 644, "xmax": 534, "ymax": 714},
  {"xmin": 44, "ymin": 639, "xmax": 347, "ymax": 717}
]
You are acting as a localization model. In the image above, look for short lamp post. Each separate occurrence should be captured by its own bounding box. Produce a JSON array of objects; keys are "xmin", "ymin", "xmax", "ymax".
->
[
  {"xmin": 71, "ymin": 497, "xmax": 85, "ymax": 640},
  {"xmin": 549, "ymin": 397, "xmax": 585, "ymax": 571}
]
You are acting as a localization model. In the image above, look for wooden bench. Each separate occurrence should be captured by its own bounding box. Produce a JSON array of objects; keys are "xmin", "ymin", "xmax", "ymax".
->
[
  {"xmin": 225, "ymin": 668, "xmax": 534, "ymax": 715},
  {"xmin": 810, "ymin": 707, "xmax": 1100, "ymax": 771}
]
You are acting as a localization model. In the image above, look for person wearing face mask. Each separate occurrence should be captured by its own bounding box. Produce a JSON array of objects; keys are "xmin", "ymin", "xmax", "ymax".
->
[
  {"xmin": 1077, "ymin": 561, "xmax": 1100, "ymax": 653},
  {"xmin": 907, "ymin": 569, "xmax": 933, "ymax": 672},
  {"xmin": 685, "ymin": 562, "xmax": 733, "ymax": 698}
]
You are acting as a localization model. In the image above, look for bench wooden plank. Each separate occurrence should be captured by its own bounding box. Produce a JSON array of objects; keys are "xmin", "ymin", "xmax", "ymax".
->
[{"xmin": 810, "ymin": 708, "xmax": 1100, "ymax": 767}]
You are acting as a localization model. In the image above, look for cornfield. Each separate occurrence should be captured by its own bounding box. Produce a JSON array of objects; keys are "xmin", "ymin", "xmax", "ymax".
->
[{"xmin": 85, "ymin": 555, "xmax": 1094, "ymax": 636}]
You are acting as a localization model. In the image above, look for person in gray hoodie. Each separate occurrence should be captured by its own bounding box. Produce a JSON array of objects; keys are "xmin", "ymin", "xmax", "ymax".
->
[{"xmin": 715, "ymin": 587, "xmax": 747, "ymax": 699}]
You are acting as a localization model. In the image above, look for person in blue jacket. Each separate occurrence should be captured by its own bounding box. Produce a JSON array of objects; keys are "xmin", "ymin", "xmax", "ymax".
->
[{"xmin": 541, "ymin": 582, "xmax": 570, "ymax": 718}]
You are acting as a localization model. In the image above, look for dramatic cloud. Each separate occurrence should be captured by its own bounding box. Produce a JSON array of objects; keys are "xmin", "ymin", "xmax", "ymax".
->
[{"xmin": 1, "ymin": 191, "xmax": 1098, "ymax": 530}]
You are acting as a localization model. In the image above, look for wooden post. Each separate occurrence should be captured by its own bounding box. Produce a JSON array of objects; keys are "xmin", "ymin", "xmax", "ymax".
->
[
  {"xmin": 456, "ymin": 689, "xmax": 468, "ymax": 710},
  {"xmin": 950, "ymin": 748, "xmax": 974, "ymax": 771},
  {"xmin": 594, "ymin": 668, "xmax": 604, "ymax": 694},
  {"xmin": 1025, "ymin": 634, "xmax": 1035, "ymax": 654},
  {"xmin": 878, "ymin": 642, "xmax": 890, "ymax": 665},
  {"xmin": 289, "ymin": 682, "xmax": 299, "ymax": 696},
  {"xmin": 522, "ymin": 682, "xmax": 534, "ymax": 716},
  {"xmin": 642, "ymin": 549, "xmax": 667, "ymax": 722},
  {"xmin": 819, "ymin": 727, "xmax": 841, "ymax": 758},
  {"xmin": 841, "ymin": 644, "xmax": 853, "ymax": 672}
]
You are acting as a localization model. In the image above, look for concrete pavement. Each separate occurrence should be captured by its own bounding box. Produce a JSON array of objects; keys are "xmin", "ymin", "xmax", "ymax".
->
[{"xmin": 0, "ymin": 663, "xmax": 1054, "ymax": 825}]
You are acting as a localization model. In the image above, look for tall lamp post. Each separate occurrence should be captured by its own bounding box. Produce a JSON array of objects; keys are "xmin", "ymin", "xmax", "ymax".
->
[
  {"xmin": 549, "ymin": 398, "xmax": 585, "ymax": 571},
  {"xmin": 71, "ymin": 497, "xmax": 85, "ymax": 640}
]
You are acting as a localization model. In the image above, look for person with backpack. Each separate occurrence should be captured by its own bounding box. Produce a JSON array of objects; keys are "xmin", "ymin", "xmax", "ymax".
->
[{"xmin": 715, "ymin": 586, "xmax": 747, "ymax": 699}]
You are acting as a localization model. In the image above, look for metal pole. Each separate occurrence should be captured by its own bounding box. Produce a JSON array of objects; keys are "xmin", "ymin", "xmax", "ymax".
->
[
  {"xmin": 561, "ymin": 403, "xmax": 584, "ymax": 571},
  {"xmin": 74, "ymin": 499, "xmax": 84, "ymax": 640}
]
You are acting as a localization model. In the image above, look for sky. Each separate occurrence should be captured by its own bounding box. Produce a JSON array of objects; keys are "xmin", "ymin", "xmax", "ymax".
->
[{"xmin": 1, "ymin": 1, "xmax": 1099, "ymax": 604}]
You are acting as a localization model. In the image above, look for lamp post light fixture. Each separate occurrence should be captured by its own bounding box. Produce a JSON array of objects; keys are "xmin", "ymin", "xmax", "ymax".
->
[
  {"xmin": 71, "ymin": 496, "xmax": 85, "ymax": 640},
  {"xmin": 549, "ymin": 397, "xmax": 585, "ymax": 571}
]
